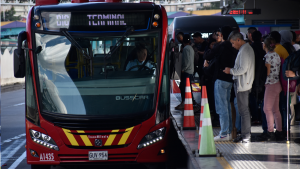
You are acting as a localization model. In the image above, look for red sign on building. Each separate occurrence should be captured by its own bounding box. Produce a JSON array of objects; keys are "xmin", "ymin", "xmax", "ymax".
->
[{"xmin": 228, "ymin": 9, "xmax": 261, "ymax": 15}]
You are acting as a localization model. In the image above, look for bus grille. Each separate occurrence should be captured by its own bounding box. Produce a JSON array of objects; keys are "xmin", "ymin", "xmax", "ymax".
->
[{"xmin": 58, "ymin": 153, "xmax": 138, "ymax": 162}]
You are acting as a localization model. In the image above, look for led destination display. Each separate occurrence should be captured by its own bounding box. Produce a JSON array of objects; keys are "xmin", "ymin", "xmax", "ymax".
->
[{"xmin": 41, "ymin": 12, "xmax": 151, "ymax": 31}]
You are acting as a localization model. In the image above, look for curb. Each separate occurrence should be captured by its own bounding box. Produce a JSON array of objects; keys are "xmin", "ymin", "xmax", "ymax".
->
[{"xmin": 1, "ymin": 83, "xmax": 25, "ymax": 93}]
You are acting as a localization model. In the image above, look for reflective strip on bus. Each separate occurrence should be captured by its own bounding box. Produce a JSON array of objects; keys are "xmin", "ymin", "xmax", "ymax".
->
[
  {"xmin": 118, "ymin": 127, "xmax": 134, "ymax": 145},
  {"xmin": 77, "ymin": 130, "xmax": 93, "ymax": 146},
  {"xmin": 62, "ymin": 128, "xmax": 79, "ymax": 146},
  {"xmin": 105, "ymin": 129, "xmax": 119, "ymax": 146}
]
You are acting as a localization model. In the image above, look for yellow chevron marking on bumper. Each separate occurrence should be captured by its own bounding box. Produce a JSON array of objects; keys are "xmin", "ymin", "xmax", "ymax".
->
[
  {"xmin": 118, "ymin": 127, "xmax": 134, "ymax": 145},
  {"xmin": 104, "ymin": 129, "xmax": 119, "ymax": 146},
  {"xmin": 62, "ymin": 128, "xmax": 79, "ymax": 146},
  {"xmin": 77, "ymin": 130, "xmax": 93, "ymax": 146}
]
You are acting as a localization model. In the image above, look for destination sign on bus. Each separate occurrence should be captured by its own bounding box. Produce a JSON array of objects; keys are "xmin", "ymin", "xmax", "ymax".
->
[{"xmin": 41, "ymin": 12, "xmax": 151, "ymax": 31}]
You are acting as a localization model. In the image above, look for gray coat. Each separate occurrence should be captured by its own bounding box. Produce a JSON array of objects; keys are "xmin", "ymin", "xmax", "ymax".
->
[
  {"xmin": 181, "ymin": 45, "xmax": 194, "ymax": 74},
  {"xmin": 230, "ymin": 43, "xmax": 255, "ymax": 92}
]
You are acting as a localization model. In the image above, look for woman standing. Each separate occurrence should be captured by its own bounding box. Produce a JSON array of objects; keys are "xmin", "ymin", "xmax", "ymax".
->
[{"xmin": 263, "ymin": 37, "xmax": 283, "ymax": 141}]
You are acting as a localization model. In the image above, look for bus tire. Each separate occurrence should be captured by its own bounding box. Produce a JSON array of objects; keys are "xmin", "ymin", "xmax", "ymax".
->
[{"xmin": 31, "ymin": 165, "xmax": 51, "ymax": 169}]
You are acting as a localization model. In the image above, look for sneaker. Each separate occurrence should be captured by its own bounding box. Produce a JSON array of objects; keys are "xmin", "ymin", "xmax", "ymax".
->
[
  {"xmin": 275, "ymin": 131, "xmax": 284, "ymax": 141},
  {"xmin": 228, "ymin": 134, "xmax": 232, "ymax": 140},
  {"xmin": 256, "ymin": 132, "xmax": 268, "ymax": 141},
  {"xmin": 233, "ymin": 135, "xmax": 251, "ymax": 143},
  {"xmin": 175, "ymin": 102, "xmax": 184, "ymax": 110},
  {"xmin": 214, "ymin": 135, "xmax": 229, "ymax": 141},
  {"xmin": 267, "ymin": 132, "xmax": 276, "ymax": 141}
]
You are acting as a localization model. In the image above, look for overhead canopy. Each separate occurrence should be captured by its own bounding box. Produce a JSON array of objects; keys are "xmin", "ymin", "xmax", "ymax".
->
[
  {"xmin": 167, "ymin": 10, "xmax": 221, "ymax": 18},
  {"xmin": 167, "ymin": 10, "xmax": 244, "ymax": 25},
  {"xmin": 190, "ymin": 10, "xmax": 221, "ymax": 16},
  {"xmin": 167, "ymin": 11, "xmax": 196, "ymax": 19}
]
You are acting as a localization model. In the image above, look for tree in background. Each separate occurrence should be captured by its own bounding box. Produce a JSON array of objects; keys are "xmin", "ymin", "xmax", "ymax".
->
[{"xmin": 1, "ymin": 7, "xmax": 21, "ymax": 21}]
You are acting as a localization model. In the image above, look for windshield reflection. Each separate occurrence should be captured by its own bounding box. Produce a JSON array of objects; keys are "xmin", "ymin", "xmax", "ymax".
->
[{"xmin": 36, "ymin": 34, "xmax": 86, "ymax": 115}]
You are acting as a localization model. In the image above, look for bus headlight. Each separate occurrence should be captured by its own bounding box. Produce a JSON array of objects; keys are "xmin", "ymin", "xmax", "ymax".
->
[
  {"xmin": 137, "ymin": 127, "xmax": 165, "ymax": 149},
  {"xmin": 30, "ymin": 129, "xmax": 59, "ymax": 151}
]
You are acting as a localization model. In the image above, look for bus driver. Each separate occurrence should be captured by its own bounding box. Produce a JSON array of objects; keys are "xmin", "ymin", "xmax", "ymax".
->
[{"xmin": 126, "ymin": 44, "xmax": 154, "ymax": 71}]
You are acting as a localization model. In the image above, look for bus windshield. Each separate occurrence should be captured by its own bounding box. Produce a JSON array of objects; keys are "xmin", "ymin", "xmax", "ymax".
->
[{"xmin": 35, "ymin": 32, "xmax": 160, "ymax": 117}]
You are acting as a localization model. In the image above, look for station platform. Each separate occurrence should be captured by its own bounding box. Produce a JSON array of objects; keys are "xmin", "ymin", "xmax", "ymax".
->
[{"xmin": 170, "ymin": 93, "xmax": 300, "ymax": 169}]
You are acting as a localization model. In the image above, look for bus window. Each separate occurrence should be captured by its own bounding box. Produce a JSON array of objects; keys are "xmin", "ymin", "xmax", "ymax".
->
[{"xmin": 35, "ymin": 32, "xmax": 160, "ymax": 116}]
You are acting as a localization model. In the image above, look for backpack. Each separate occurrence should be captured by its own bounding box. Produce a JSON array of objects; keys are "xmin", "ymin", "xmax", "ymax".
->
[
  {"xmin": 251, "ymin": 43, "xmax": 267, "ymax": 100},
  {"xmin": 282, "ymin": 49, "xmax": 300, "ymax": 81}
]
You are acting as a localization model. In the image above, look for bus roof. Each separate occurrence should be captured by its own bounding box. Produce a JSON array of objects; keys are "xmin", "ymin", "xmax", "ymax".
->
[{"xmin": 172, "ymin": 15, "xmax": 239, "ymax": 34}]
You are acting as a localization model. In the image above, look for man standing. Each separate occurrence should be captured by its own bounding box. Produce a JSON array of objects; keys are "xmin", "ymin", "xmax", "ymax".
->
[
  {"xmin": 247, "ymin": 27, "xmax": 257, "ymax": 44},
  {"xmin": 224, "ymin": 31, "xmax": 255, "ymax": 143},
  {"xmin": 291, "ymin": 31, "xmax": 300, "ymax": 51},
  {"xmin": 204, "ymin": 26, "xmax": 238, "ymax": 141},
  {"xmin": 175, "ymin": 34, "xmax": 195, "ymax": 110},
  {"xmin": 192, "ymin": 32, "xmax": 208, "ymax": 79},
  {"xmin": 176, "ymin": 32, "xmax": 185, "ymax": 53}
]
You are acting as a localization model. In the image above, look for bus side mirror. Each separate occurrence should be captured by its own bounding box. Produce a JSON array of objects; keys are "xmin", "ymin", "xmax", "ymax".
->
[
  {"xmin": 14, "ymin": 31, "xmax": 27, "ymax": 78},
  {"xmin": 14, "ymin": 49, "xmax": 25, "ymax": 78}
]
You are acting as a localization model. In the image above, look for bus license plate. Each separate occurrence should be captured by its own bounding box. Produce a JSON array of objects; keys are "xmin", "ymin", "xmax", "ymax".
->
[{"xmin": 89, "ymin": 151, "xmax": 108, "ymax": 160}]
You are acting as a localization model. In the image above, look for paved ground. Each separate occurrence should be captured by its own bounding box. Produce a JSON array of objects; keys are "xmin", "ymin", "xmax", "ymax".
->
[
  {"xmin": 1, "ymin": 89, "xmax": 28, "ymax": 169},
  {"xmin": 171, "ymin": 92, "xmax": 300, "ymax": 169}
]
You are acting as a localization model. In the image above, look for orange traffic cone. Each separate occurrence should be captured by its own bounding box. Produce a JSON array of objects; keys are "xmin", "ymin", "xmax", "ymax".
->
[
  {"xmin": 183, "ymin": 77, "xmax": 196, "ymax": 129},
  {"xmin": 198, "ymin": 86, "xmax": 208, "ymax": 150},
  {"xmin": 172, "ymin": 80, "xmax": 181, "ymax": 93}
]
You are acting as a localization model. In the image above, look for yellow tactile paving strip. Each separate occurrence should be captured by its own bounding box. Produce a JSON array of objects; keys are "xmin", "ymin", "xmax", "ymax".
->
[{"xmin": 217, "ymin": 157, "xmax": 233, "ymax": 169}]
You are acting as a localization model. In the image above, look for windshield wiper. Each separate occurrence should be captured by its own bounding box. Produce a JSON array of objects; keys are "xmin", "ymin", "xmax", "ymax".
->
[
  {"xmin": 61, "ymin": 28, "xmax": 91, "ymax": 60},
  {"xmin": 105, "ymin": 26, "xmax": 135, "ymax": 59},
  {"xmin": 103, "ymin": 26, "xmax": 134, "ymax": 79},
  {"xmin": 61, "ymin": 28, "xmax": 93, "ymax": 77}
]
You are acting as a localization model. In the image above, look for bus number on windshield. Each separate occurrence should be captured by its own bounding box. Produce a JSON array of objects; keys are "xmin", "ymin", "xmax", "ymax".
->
[{"xmin": 116, "ymin": 96, "xmax": 148, "ymax": 101}]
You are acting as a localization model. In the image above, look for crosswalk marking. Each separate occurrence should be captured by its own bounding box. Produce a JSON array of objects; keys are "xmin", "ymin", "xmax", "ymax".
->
[
  {"xmin": 8, "ymin": 151, "xmax": 26, "ymax": 169},
  {"xmin": 1, "ymin": 133, "xmax": 26, "ymax": 145},
  {"xmin": 2, "ymin": 139, "xmax": 26, "ymax": 165}
]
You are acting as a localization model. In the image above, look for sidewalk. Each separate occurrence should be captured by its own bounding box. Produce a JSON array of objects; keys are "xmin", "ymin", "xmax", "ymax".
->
[
  {"xmin": 1, "ymin": 83, "xmax": 25, "ymax": 93},
  {"xmin": 170, "ymin": 93, "xmax": 300, "ymax": 169}
]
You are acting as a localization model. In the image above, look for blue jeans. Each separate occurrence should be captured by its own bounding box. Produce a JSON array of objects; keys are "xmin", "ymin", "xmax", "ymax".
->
[
  {"xmin": 214, "ymin": 79, "xmax": 233, "ymax": 136},
  {"xmin": 234, "ymin": 97, "xmax": 241, "ymax": 132}
]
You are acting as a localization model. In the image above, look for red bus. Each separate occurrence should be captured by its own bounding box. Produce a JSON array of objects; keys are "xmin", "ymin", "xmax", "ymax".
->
[{"xmin": 14, "ymin": 0, "xmax": 170, "ymax": 168}]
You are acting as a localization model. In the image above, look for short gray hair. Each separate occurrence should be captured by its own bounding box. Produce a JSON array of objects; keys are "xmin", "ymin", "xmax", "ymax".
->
[{"xmin": 228, "ymin": 31, "xmax": 244, "ymax": 41}]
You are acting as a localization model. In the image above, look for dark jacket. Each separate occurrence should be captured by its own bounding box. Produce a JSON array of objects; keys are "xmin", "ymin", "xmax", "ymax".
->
[
  {"xmin": 204, "ymin": 41, "xmax": 238, "ymax": 82},
  {"xmin": 250, "ymin": 41, "xmax": 267, "ymax": 100},
  {"xmin": 282, "ymin": 42, "xmax": 296, "ymax": 55}
]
